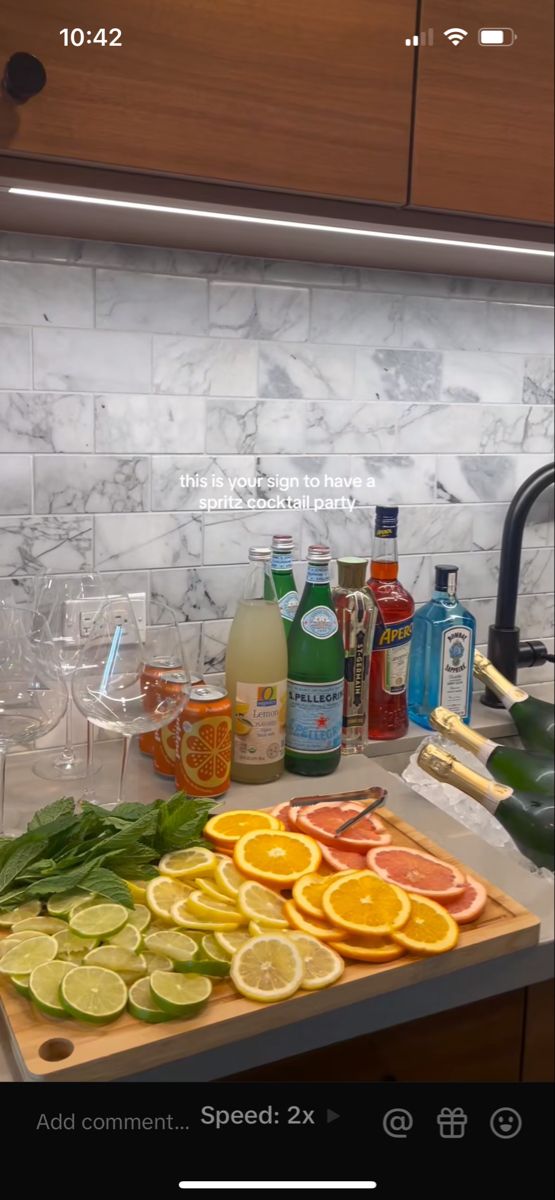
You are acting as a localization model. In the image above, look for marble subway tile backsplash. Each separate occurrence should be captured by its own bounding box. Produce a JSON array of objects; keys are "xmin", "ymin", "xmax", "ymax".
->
[{"xmin": 0, "ymin": 231, "xmax": 553, "ymax": 705}]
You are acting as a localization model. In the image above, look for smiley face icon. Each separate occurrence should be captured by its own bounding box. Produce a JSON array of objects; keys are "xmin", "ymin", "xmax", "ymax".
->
[{"xmin": 490, "ymin": 1107, "xmax": 523, "ymax": 1139}]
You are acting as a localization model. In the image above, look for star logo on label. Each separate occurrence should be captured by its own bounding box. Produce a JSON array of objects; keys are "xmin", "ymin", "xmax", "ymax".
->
[{"xmin": 316, "ymin": 715, "xmax": 329, "ymax": 728}]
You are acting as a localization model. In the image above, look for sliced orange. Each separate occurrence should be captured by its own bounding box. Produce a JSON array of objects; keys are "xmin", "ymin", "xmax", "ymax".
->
[
  {"xmin": 391, "ymin": 894, "xmax": 459, "ymax": 955},
  {"xmin": 234, "ymin": 830, "xmax": 322, "ymax": 887},
  {"xmin": 204, "ymin": 810, "xmax": 282, "ymax": 847},
  {"xmin": 332, "ymin": 935, "xmax": 406, "ymax": 962},
  {"xmin": 292, "ymin": 873, "xmax": 336, "ymax": 919},
  {"xmin": 322, "ymin": 870, "xmax": 410, "ymax": 936},
  {"xmin": 283, "ymin": 899, "xmax": 343, "ymax": 942}
]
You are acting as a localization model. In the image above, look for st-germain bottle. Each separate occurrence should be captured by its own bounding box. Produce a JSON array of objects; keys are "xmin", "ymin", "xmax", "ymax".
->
[
  {"xmin": 285, "ymin": 544, "xmax": 345, "ymax": 776},
  {"xmin": 430, "ymin": 705, "xmax": 554, "ymax": 797},
  {"xmin": 271, "ymin": 534, "xmax": 299, "ymax": 635},
  {"xmin": 418, "ymin": 742, "xmax": 554, "ymax": 872},
  {"xmin": 409, "ymin": 565, "xmax": 476, "ymax": 729},
  {"xmin": 366, "ymin": 506, "xmax": 414, "ymax": 740},
  {"xmin": 473, "ymin": 651, "xmax": 555, "ymax": 756},
  {"xmin": 332, "ymin": 557, "xmax": 377, "ymax": 754}
]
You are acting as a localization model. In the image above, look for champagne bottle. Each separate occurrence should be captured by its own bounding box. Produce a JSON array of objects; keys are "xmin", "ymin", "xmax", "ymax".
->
[
  {"xmin": 474, "ymin": 651, "xmax": 554, "ymax": 756},
  {"xmin": 285, "ymin": 544, "xmax": 345, "ymax": 776},
  {"xmin": 418, "ymin": 743, "xmax": 554, "ymax": 872},
  {"xmin": 430, "ymin": 706, "xmax": 554, "ymax": 798}
]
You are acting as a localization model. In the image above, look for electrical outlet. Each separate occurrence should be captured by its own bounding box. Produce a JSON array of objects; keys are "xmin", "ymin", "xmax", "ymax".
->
[{"xmin": 64, "ymin": 592, "xmax": 147, "ymax": 643}]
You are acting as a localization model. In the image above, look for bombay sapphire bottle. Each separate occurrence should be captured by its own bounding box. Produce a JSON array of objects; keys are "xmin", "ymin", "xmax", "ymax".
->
[{"xmin": 408, "ymin": 565, "xmax": 476, "ymax": 729}]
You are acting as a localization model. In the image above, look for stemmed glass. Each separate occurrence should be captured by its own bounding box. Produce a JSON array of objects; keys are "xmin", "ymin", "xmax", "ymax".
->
[
  {"xmin": 72, "ymin": 598, "xmax": 189, "ymax": 806},
  {"xmin": 0, "ymin": 605, "xmax": 68, "ymax": 835},
  {"xmin": 33, "ymin": 573, "xmax": 108, "ymax": 781}
]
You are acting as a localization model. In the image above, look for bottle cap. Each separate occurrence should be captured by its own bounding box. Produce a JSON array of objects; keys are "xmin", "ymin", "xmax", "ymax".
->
[
  {"xmin": 337, "ymin": 557, "xmax": 367, "ymax": 588},
  {"xmin": 374, "ymin": 506, "xmax": 398, "ymax": 537},
  {"xmin": 307, "ymin": 544, "xmax": 331, "ymax": 564},
  {"xmin": 435, "ymin": 564, "xmax": 458, "ymax": 594},
  {"xmin": 248, "ymin": 546, "xmax": 271, "ymax": 561},
  {"xmin": 271, "ymin": 534, "xmax": 295, "ymax": 552}
]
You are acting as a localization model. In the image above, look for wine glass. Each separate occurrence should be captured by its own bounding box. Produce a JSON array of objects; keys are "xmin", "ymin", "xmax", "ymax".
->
[
  {"xmin": 72, "ymin": 599, "xmax": 189, "ymax": 806},
  {"xmin": 0, "ymin": 604, "xmax": 68, "ymax": 835},
  {"xmin": 33, "ymin": 573, "xmax": 108, "ymax": 781}
]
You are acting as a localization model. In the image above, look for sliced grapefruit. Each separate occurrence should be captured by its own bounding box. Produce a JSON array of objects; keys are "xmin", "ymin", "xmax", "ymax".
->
[
  {"xmin": 443, "ymin": 875, "xmax": 488, "ymax": 924},
  {"xmin": 270, "ymin": 802, "xmax": 298, "ymax": 832},
  {"xmin": 296, "ymin": 801, "xmax": 391, "ymax": 850},
  {"xmin": 320, "ymin": 843, "xmax": 367, "ymax": 872},
  {"xmin": 368, "ymin": 846, "xmax": 465, "ymax": 900}
]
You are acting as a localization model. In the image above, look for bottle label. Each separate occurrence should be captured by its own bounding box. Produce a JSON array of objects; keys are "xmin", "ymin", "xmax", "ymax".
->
[
  {"xmin": 306, "ymin": 564, "xmax": 330, "ymax": 584},
  {"xmin": 344, "ymin": 631, "xmax": 369, "ymax": 728},
  {"xmin": 301, "ymin": 606, "xmax": 339, "ymax": 640},
  {"xmin": 286, "ymin": 678, "xmax": 344, "ymax": 754},
  {"xmin": 233, "ymin": 681, "xmax": 286, "ymax": 765},
  {"xmin": 272, "ymin": 552, "xmax": 293, "ymax": 572},
  {"xmin": 373, "ymin": 616, "xmax": 413, "ymax": 695},
  {"xmin": 439, "ymin": 625, "xmax": 473, "ymax": 718},
  {"xmin": 278, "ymin": 590, "xmax": 299, "ymax": 623}
]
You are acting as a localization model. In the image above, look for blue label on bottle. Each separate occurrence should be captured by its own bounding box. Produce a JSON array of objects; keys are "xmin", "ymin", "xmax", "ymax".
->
[
  {"xmin": 272, "ymin": 552, "xmax": 293, "ymax": 572},
  {"xmin": 301, "ymin": 606, "xmax": 339, "ymax": 639},
  {"xmin": 373, "ymin": 616, "xmax": 413, "ymax": 651},
  {"xmin": 306, "ymin": 564, "xmax": 330, "ymax": 584},
  {"xmin": 278, "ymin": 590, "xmax": 299, "ymax": 622},
  {"xmin": 286, "ymin": 678, "xmax": 344, "ymax": 754}
]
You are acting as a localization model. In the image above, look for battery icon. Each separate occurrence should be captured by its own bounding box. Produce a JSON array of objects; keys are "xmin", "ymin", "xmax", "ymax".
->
[{"xmin": 479, "ymin": 28, "xmax": 517, "ymax": 45}]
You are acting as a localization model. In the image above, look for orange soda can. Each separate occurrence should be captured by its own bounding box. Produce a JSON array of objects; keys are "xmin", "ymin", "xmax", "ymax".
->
[
  {"xmin": 138, "ymin": 658, "xmax": 184, "ymax": 758},
  {"xmin": 152, "ymin": 671, "xmax": 198, "ymax": 777},
  {"xmin": 175, "ymin": 685, "xmax": 232, "ymax": 797}
]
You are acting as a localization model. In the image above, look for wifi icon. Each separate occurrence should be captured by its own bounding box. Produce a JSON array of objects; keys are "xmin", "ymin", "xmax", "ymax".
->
[{"xmin": 443, "ymin": 27, "xmax": 468, "ymax": 45}]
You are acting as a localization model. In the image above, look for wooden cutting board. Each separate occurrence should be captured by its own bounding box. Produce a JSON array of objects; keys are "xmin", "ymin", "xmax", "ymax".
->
[{"xmin": 0, "ymin": 806, "xmax": 540, "ymax": 1082}]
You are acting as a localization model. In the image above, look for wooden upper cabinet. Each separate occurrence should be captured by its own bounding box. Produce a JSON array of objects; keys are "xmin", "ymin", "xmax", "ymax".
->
[
  {"xmin": 411, "ymin": 0, "xmax": 554, "ymax": 223},
  {"xmin": 0, "ymin": 0, "xmax": 417, "ymax": 204}
]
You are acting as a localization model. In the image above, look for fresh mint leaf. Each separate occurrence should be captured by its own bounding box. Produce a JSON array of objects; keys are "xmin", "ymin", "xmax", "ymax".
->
[
  {"xmin": 110, "ymin": 802, "xmax": 155, "ymax": 821},
  {"xmin": 82, "ymin": 867, "xmax": 133, "ymax": 908},
  {"xmin": 27, "ymin": 797, "xmax": 75, "ymax": 830},
  {"xmin": 0, "ymin": 840, "xmax": 47, "ymax": 896},
  {"xmin": 155, "ymin": 792, "xmax": 216, "ymax": 853}
]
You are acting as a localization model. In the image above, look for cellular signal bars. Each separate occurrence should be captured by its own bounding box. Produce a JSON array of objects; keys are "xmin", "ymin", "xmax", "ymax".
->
[{"xmin": 405, "ymin": 29, "xmax": 434, "ymax": 46}]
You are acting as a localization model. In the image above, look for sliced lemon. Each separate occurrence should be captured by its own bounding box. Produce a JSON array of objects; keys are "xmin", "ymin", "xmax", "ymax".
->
[
  {"xmin": 29, "ymin": 960, "xmax": 75, "ymax": 1018},
  {"xmin": 237, "ymin": 881, "xmax": 289, "ymax": 929},
  {"xmin": 47, "ymin": 890, "xmax": 95, "ymax": 918},
  {"xmin": 0, "ymin": 935, "xmax": 57, "ymax": 976},
  {"xmin": 158, "ymin": 848, "xmax": 216, "ymax": 878},
  {"xmin": 186, "ymin": 891, "xmax": 245, "ymax": 924},
  {"xmin": 214, "ymin": 930, "xmax": 251, "ymax": 956},
  {"xmin": 194, "ymin": 877, "xmax": 235, "ymax": 903},
  {"xmin": 248, "ymin": 921, "xmax": 265, "ymax": 937},
  {"xmin": 143, "ymin": 929, "xmax": 197, "ymax": 963},
  {"xmin": 12, "ymin": 916, "xmax": 67, "ymax": 935},
  {"xmin": 149, "ymin": 971, "xmax": 212, "ymax": 1017},
  {"xmin": 69, "ymin": 903, "xmax": 128, "ymax": 940},
  {"xmin": 126, "ymin": 904, "xmax": 151, "ymax": 934},
  {"xmin": 84, "ymin": 946, "xmax": 147, "ymax": 977},
  {"xmin": 0, "ymin": 901, "xmax": 41, "ymax": 928},
  {"xmin": 214, "ymin": 858, "xmax": 246, "ymax": 900},
  {"xmin": 146, "ymin": 877, "xmax": 193, "ymax": 924},
  {"xmin": 60, "ymin": 966, "xmax": 127, "ymax": 1023},
  {"xmin": 108, "ymin": 924, "xmax": 142, "ymax": 952},
  {"xmin": 289, "ymin": 932, "xmax": 345, "ymax": 990},
  {"xmin": 230, "ymin": 934, "xmax": 303, "ymax": 1003},
  {"xmin": 128, "ymin": 976, "xmax": 172, "ymax": 1023},
  {"xmin": 171, "ymin": 901, "xmax": 240, "ymax": 933},
  {"xmin": 124, "ymin": 880, "xmax": 149, "ymax": 905}
]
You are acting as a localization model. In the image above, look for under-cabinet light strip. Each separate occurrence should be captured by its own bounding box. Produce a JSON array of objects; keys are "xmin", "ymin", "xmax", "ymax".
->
[{"xmin": 8, "ymin": 187, "xmax": 555, "ymax": 257}]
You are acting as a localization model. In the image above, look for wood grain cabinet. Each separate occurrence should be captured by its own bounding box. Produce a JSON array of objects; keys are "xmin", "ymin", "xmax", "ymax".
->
[
  {"xmin": 411, "ymin": 0, "xmax": 554, "ymax": 223},
  {"xmin": 0, "ymin": 0, "xmax": 417, "ymax": 204}
]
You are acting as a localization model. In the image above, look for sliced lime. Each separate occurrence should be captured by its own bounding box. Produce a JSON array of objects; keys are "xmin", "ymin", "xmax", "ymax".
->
[
  {"xmin": 126, "ymin": 904, "xmax": 151, "ymax": 934},
  {"xmin": 149, "ymin": 970, "xmax": 212, "ymax": 1017},
  {"xmin": 69, "ymin": 903, "xmax": 128, "ymax": 940},
  {"xmin": 68, "ymin": 892, "xmax": 99, "ymax": 917},
  {"xmin": 0, "ymin": 901, "xmax": 41, "ymax": 928},
  {"xmin": 29, "ymin": 960, "xmax": 75, "ymax": 1018},
  {"xmin": 128, "ymin": 977, "xmax": 172, "ymax": 1024},
  {"xmin": 0, "ymin": 935, "xmax": 57, "ymax": 976},
  {"xmin": 1, "ymin": 929, "xmax": 46, "ymax": 951},
  {"xmin": 143, "ymin": 930, "xmax": 197, "ymax": 963},
  {"xmin": 84, "ymin": 947, "xmax": 146, "ymax": 977},
  {"xmin": 201, "ymin": 933, "xmax": 232, "ymax": 963},
  {"xmin": 214, "ymin": 930, "xmax": 250, "ymax": 957},
  {"xmin": 54, "ymin": 928, "xmax": 97, "ymax": 961},
  {"xmin": 47, "ymin": 890, "xmax": 95, "ymax": 918},
  {"xmin": 12, "ymin": 916, "xmax": 67, "ymax": 935},
  {"xmin": 11, "ymin": 974, "xmax": 31, "ymax": 997},
  {"xmin": 143, "ymin": 952, "xmax": 173, "ymax": 975},
  {"xmin": 108, "ymin": 924, "xmax": 142, "ymax": 952},
  {"xmin": 178, "ymin": 958, "xmax": 230, "ymax": 978},
  {"xmin": 60, "ymin": 966, "xmax": 127, "ymax": 1024}
]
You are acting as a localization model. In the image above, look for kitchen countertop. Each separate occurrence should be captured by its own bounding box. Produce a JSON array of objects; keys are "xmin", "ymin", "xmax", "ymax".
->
[{"xmin": 1, "ymin": 725, "xmax": 552, "ymax": 1083}]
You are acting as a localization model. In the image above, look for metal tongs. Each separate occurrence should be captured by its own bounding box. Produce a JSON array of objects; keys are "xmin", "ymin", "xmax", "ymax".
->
[{"xmin": 290, "ymin": 786, "xmax": 387, "ymax": 836}]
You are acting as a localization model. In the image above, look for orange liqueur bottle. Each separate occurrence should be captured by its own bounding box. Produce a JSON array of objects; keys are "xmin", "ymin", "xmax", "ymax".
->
[{"xmin": 367, "ymin": 506, "xmax": 414, "ymax": 739}]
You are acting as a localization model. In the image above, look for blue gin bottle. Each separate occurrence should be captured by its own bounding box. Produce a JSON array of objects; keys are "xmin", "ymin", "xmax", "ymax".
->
[{"xmin": 408, "ymin": 565, "xmax": 476, "ymax": 729}]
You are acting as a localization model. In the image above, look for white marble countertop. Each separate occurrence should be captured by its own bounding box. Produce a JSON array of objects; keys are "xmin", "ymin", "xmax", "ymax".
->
[{"xmin": 1, "ymin": 726, "xmax": 553, "ymax": 1082}]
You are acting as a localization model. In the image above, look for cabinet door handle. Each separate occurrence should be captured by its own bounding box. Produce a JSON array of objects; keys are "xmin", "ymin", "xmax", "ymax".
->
[{"xmin": 2, "ymin": 52, "xmax": 47, "ymax": 104}]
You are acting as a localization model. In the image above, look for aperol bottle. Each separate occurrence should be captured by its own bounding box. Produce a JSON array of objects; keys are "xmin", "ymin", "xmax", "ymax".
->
[{"xmin": 366, "ymin": 507, "xmax": 414, "ymax": 740}]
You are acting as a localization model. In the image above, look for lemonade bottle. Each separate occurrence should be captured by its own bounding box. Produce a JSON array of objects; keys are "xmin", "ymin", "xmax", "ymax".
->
[{"xmin": 225, "ymin": 547, "xmax": 288, "ymax": 783}]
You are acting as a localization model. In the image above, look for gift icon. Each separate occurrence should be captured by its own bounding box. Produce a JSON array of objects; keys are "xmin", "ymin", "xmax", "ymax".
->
[{"xmin": 437, "ymin": 1107, "xmax": 468, "ymax": 1138}]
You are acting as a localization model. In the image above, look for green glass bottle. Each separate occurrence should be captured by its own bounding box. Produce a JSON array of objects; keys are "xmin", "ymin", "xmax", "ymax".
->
[
  {"xmin": 285, "ymin": 544, "xmax": 345, "ymax": 776},
  {"xmin": 418, "ymin": 743, "xmax": 554, "ymax": 872},
  {"xmin": 430, "ymin": 706, "xmax": 554, "ymax": 798},
  {"xmin": 271, "ymin": 534, "xmax": 299, "ymax": 635},
  {"xmin": 474, "ymin": 651, "xmax": 554, "ymax": 756}
]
